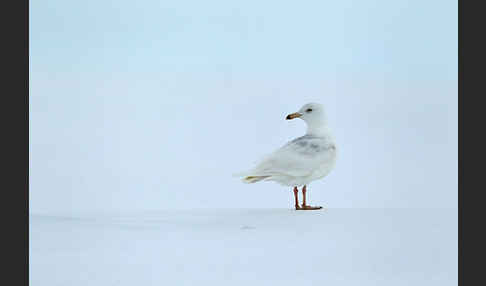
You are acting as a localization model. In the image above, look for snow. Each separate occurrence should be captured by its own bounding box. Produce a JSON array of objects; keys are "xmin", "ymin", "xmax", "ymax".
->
[{"xmin": 30, "ymin": 208, "xmax": 457, "ymax": 286}]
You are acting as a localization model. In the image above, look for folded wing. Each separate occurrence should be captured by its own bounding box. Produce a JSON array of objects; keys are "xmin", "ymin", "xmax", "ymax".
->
[{"xmin": 236, "ymin": 136, "xmax": 335, "ymax": 182}]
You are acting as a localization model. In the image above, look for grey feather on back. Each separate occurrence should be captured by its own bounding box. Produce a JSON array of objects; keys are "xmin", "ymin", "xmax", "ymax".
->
[{"xmin": 287, "ymin": 135, "xmax": 335, "ymax": 156}]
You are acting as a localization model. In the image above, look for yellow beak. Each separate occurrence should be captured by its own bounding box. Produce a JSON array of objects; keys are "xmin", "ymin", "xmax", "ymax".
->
[{"xmin": 286, "ymin": 112, "xmax": 302, "ymax": 120}]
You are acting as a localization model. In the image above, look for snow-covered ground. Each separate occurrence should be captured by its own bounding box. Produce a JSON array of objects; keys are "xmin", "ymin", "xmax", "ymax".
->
[{"xmin": 30, "ymin": 208, "xmax": 457, "ymax": 286}]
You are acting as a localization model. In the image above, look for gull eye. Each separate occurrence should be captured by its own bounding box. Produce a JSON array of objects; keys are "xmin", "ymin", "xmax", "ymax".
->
[{"xmin": 306, "ymin": 108, "xmax": 313, "ymax": 113}]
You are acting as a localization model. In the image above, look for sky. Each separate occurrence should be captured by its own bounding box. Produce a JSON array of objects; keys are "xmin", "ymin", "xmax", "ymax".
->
[{"xmin": 30, "ymin": 0, "xmax": 457, "ymax": 214}]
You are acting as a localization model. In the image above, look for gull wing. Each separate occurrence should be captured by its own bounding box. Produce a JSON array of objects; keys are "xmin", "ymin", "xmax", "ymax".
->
[{"xmin": 248, "ymin": 136, "xmax": 335, "ymax": 177}]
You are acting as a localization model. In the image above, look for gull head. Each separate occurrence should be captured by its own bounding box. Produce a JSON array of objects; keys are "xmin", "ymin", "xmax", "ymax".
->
[
  {"xmin": 286, "ymin": 103, "xmax": 328, "ymax": 135},
  {"xmin": 286, "ymin": 102, "xmax": 325, "ymax": 122}
]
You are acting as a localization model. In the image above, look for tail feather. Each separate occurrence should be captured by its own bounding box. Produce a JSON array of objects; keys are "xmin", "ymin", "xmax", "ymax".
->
[{"xmin": 242, "ymin": 175, "xmax": 271, "ymax": 184}]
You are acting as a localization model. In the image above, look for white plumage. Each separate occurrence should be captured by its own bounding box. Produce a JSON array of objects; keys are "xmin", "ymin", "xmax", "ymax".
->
[{"xmin": 235, "ymin": 103, "xmax": 337, "ymax": 188}]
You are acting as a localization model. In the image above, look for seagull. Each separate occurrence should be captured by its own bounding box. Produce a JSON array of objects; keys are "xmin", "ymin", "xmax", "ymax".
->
[{"xmin": 235, "ymin": 103, "xmax": 337, "ymax": 210}]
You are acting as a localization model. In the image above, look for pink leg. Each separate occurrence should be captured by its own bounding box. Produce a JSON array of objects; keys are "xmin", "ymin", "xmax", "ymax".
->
[
  {"xmin": 293, "ymin": 187, "xmax": 301, "ymax": 210},
  {"xmin": 299, "ymin": 185, "xmax": 322, "ymax": 210},
  {"xmin": 302, "ymin": 185, "xmax": 307, "ymax": 207}
]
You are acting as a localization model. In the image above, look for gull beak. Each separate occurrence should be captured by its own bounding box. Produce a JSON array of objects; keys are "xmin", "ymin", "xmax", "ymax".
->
[{"xmin": 286, "ymin": 112, "xmax": 302, "ymax": 120}]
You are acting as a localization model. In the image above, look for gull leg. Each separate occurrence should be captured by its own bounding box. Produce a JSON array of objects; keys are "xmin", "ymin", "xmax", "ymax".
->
[
  {"xmin": 293, "ymin": 187, "xmax": 301, "ymax": 210},
  {"xmin": 300, "ymin": 185, "xmax": 322, "ymax": 210},
  {"xmin": 302, "ymin": 185, "xmax": 307, "ymax": 206}
]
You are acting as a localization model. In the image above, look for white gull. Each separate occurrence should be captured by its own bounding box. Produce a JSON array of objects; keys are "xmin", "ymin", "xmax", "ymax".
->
[{"xmin": 235, "ymin": 103, "xmax": 337, "ymax": 210}]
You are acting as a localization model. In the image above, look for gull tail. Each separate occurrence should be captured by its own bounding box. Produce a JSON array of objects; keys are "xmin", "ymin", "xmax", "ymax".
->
[
  {"xmin": 242, "ymin": 175, "xmax": 271, "ymax": 184},
  {"xmin": 232, "ymin": 171, "xmax": 271, "ymax": 184}
]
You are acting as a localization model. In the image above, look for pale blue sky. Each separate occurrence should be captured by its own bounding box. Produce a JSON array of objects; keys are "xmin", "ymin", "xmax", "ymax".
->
[{"xmin": 30, "ymin": 0, "xmax": 457, "ymax": 214}]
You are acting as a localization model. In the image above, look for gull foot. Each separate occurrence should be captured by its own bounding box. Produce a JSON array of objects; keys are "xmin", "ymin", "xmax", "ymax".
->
[{"xmin": 298, "ymin": 205, "xmax": 323, "ymax": 210}]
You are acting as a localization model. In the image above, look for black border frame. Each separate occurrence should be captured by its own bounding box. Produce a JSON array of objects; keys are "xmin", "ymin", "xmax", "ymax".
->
[
  {"xmin": 459, "ymin": 0, "xmax": 483, "ymax": 285},
  {"xmin": 2, "ymin": 0, "xmax": 29, "ymax": 285}
]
